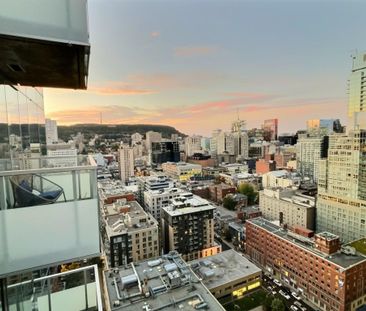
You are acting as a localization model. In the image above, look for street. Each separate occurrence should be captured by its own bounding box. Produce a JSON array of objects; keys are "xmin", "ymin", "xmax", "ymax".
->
[{"xmin": 262, "ymin": 275, "xmax": 316, "ymax": 311}]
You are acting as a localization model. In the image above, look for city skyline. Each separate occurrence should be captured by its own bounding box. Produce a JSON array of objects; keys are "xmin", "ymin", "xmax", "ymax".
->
[{"xmin": 44, "ymin": 0, "xmax": 365, "ymax": 135}]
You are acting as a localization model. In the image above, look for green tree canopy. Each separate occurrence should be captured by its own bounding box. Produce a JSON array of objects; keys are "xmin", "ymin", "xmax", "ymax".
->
[
  {"xmin": 237, "ymin": 183, "xmax": 258, "ymax": 205},
  {"xmin": 271, "ymin": 298, "xmax": 286, "ymax": 311},
  {"xmin": 223, "ymin": 195, "xmax": 237, "ymax": 211},
  {"xmin": 263, "ymin": 294, "xmax": 273, "ymax": 311}
]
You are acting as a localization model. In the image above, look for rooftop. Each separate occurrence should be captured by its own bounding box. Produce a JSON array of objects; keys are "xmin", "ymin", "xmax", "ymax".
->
[
  {"xmin": 103, "ymin": 200, "xmax": 158, "ymax": 238},
  {"xmin": 163, "ymin": 194, "xmax": 216, "ymax": 216},
  {"xmin": 146, "ymin": 187, "xmax": 188, "ymax": 197},
  {"xmin": 98, "ymin": 179, "xmax": 137, "ymax": 199},
  {"xmin": 190, "ymin": 250, "xmax": 261, "ymax": 290},
  {"xmin": 348, "ymin": 238, "xmax": 366, "ymax": 256},
  {"xmin": 248, "ymin": 217, "xmax": 366, "ymax": 269},
  {"xmin": 104, "ymin": 251, "xmax": 225, "ymax": 311}
]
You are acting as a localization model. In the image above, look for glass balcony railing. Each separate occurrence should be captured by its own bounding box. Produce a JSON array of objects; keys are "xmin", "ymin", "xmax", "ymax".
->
[
  {"xmin": 0, "ymin": 155, "xmax": 100, "ymax": 277},
  {"xmin": 0, "ymin": 155, "xmax": 98, "ymax": 209},
  {"xmin": 5, "ymin": 265, "xmax": 102, "ymax": 311}
]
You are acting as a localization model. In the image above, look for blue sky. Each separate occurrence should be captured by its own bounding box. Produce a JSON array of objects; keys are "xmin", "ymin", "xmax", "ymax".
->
[{"xmin": 44, "ymin": 0, "xmax": 366, "ymax": 135}]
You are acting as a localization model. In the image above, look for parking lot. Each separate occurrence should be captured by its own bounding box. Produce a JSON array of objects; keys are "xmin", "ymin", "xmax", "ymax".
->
[{"xmin": 262, "ymin": 275, "xmax": 316, "ymax": 311}]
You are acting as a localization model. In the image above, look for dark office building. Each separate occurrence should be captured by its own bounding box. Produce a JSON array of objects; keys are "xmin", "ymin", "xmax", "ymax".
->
[{"xmin": 151, "ymin": 141, "xmax": 180, "ymax": 164}]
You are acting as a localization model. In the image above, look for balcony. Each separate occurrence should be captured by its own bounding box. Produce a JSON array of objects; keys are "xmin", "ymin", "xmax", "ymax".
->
[
  {"xmin": 0, "ymin": 0, "xmax": 90, "ymax": 89},
  {"xmin": 0, "ymin": 155, "xmax": 100, "ymax": 277},
  {"xmin": 6, "ymin": 265, "xmax": 102, "ymax": 311}
]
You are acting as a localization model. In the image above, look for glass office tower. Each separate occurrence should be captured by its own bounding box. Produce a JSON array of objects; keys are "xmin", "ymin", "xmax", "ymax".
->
[{"xmin": 0, "ymin": 1, "xmax": 101, "ymax": 310}]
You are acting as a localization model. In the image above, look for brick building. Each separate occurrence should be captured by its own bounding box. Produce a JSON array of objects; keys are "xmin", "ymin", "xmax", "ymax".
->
[
  {"xmin": 209, "ymin": 183, "xmax": 236, "ymax": 203},
  {"xmin": 256, "ymin": 159, "xmax": 276, "ymax": 174},
  {"xmin": 246, "ymin": 217, "xmax": 366, "ymax": 311}
]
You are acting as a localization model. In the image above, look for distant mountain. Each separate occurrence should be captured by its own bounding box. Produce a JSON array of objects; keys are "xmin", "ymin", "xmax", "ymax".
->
[{"xmin": 57, "ymin": 124, "xmax": 186, "ymax": 142}]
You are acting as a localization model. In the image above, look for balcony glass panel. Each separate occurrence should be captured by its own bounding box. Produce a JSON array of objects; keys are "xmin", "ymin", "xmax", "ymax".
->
[
  {"xmin": 6, "ymin": 265, "xmax": 102, "ymax": 311},
  {"xmin": 0, "ymin": 0, "xmax": 89, "ymax": 45},
  {"xmin": 0, "ymin": 156, "xmax": 100, "ymax": 276}
]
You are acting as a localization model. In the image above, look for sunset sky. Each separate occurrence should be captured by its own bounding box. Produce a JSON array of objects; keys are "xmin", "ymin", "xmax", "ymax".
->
[{"xmin": 44, "ymin": 0, "xmax": 366, "ymax": 136}]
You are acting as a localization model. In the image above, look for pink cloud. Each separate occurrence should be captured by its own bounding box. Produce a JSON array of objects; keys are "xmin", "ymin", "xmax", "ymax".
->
[
  {"xmin": 88, "ymin": 82, "xmax": 157, "ymax": 95},
  {"xmin": 150, "ymin": 31, "xmax": 160, "ymax": 37},
  {"xmin": 224, "ymin": 92, "xmax": 268, "ymax": 99},
  {"xmin": 174, "ymin": 46, "xmax": 218, "ymax": 57}
]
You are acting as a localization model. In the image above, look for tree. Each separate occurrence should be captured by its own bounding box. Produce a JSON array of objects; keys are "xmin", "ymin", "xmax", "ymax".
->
[
  {"xmin": 263, "ymin": 294, "xmax": 273, "ymax": 311},
  {"xmin": 237, "ymin": 183, "xmax": 258, "ymax": 205},
  {"xmin": 271, "ymin": 298, "xmax": 285, "ymax": 311},
  {"xmin": 223, "ymin": 195, "xmax": 237, "ymax": 211}
]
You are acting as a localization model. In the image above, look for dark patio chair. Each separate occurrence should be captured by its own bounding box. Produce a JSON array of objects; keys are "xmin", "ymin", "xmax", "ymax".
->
[{"xmin": 10, "ymin": 174, "xmax": 66, "ymax": 208}]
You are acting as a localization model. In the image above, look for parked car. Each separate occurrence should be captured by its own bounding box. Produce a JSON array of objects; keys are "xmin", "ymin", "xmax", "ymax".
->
[
  {"xmin": 292, "ymin": 291, "xmax": 301, "ymax": 300},
  {"xmin": 290, "ymin": 305, "xmax": 299, "ymax": 311},
  {"xmin": 279, "ymin": 290, "xmax": 291, "ymax": 300},
  {"xmin": 273, "ymin": 279, "xmax": 282, "ymax": 287},
  {"xmin": 294, "ymin": 301, "xmax": 307, "ymax": 311}
]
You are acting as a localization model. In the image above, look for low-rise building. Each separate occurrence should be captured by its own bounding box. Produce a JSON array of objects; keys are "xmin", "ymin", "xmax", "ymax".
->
[
  {"xmin": 246, "ymin": 217, "xmax": 366, "ymax": 311},
  {"xmin": 161, "ymin": 193, "xmax": 221, "ymax": 261},
  {"xmin": 190, "ymin": 250, "xmax": 261, "ymax": 300},
  {"xmin": 261, "ymin": 170, "xmax": 301, "ymax": 189},
  {"xmin": 209, "ymin": 183, "xmax": 236, "ymax": 203},
  {"xmin": 104, "ymin": 251, "xmax": 225, "ymax": 311},
  {"xmin": 259, "ymin": 188, "xmax": 315, "ymax": 230},
  {"xmin": 162, "ymin": 161, "xmax": 202, "ymax": 182},
  {"xmin": 102, "ymin": 199, "xmax": 159, "ymax": 267},
  {"xmin": 256, "ymin": 158, "xmax": 276, "ymax": 174},
  {"xmin": 98, "ymin": 179, "xmax": 136, "ymax": 204},
  {"xmin": 219, "ymin": 172, "xmax": 258, "ymax": 187}
]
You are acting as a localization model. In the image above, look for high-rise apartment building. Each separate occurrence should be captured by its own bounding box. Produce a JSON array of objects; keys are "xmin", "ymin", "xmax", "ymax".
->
[
  {"xmin": 184, "ymin": 135, "xmax": 202, "ymax": 157},
  {"xmin": 101, "ymin": 199, "xmax": 159, "ymax": 267},
  {"xmin": 119, "ymin": 145, "xmax": 134, "ymax": 185},
  {"xmin": 45, "ymin": 118, "xmax": 58, "ymax": 145},
  {"xmin": 161, "ymin": 193, "xmax": 221, "ymax": 261},
  {"xmin": 348, "ymin": 52, "xmax": 366, "ymax": 127},
  {"xmin": 317, "ymin": 130, "xmax": 366, "ymax": 242},
  {"xmin": 47, "ymin": 143, "xmax": 78, "ymax": 167},
  {"xmin": 210, "ymin": 129, "xmax": 222, "ymax": 157},
  {"xmin": 296, "ymin": 135, "xmax": 329, "ymax": 182},
  {"xmin": 144, "ymin": 187, "xmax": 188, "ymax": 221},
  {"xmin": 259, "ymin": 188, "xmax": 315, "ymax": 230},
  {"xmin": 246, "ymin": 218, "xmax": 366, "ymax": 311},
  {"xmin": 145, "ymin": 131, "xmax": 162, "ymax": 150},
  {"xmin": 263, "ymin": 119, "xmax": 278, "ymax": 141},
  {"xmin": 0, "ymin": 1, "xmax": 102, "ymax": 309}
]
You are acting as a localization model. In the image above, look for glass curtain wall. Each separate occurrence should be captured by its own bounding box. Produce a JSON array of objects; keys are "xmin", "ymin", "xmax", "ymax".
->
[{"xmin": 0, "ymin": 84, "xmax": 46, "ymax": 170}]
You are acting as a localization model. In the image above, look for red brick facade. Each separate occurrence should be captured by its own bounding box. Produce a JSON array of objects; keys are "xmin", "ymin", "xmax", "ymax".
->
[{"xmin": 245, "ymin": 219, "xmax": 366, "ymax": 311}]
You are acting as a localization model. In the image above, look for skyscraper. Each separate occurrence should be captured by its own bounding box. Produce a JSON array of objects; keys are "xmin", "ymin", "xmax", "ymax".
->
[
  {"xmin": 119, "ymin": 145, "xmax": 135, "ymax": 185},
  {"xmin": 348, "ymin": 52, "xmax": 366, "ymax": 128},
  {"xmin": 184, "ymin": 135, "xmax": 202, "ymax": 157},
  {"xmin": 45, "ymin": 118, "xmax": 58, "ymax": 145},
  {"xmin": 317, "ymin": 130, "xmax": 366, "ymax": 242},
  {"xmin": 296, "ymin": 134, "xmax": 329, "ymax": 182},
  {"xmin": 263, "ymin": 119, "xmax": 278, "ymax": 141}
]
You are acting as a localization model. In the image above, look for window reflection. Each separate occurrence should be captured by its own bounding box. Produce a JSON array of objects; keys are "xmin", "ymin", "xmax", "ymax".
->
[{"xmin": 0, "ymin": 84, "xmax": 45, "ymax": 163}]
